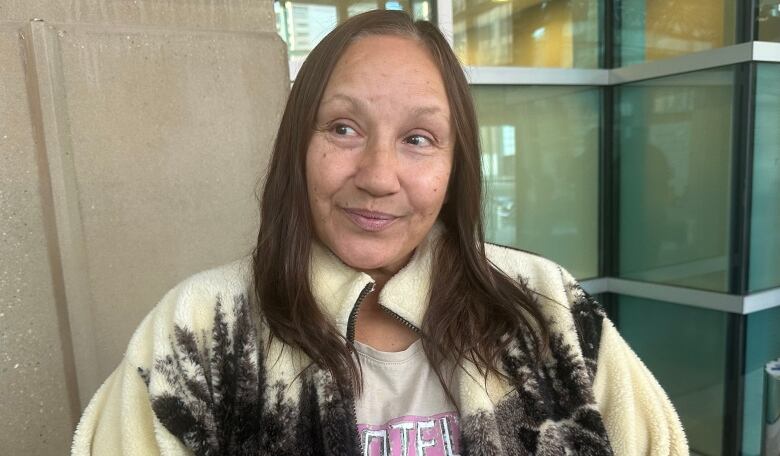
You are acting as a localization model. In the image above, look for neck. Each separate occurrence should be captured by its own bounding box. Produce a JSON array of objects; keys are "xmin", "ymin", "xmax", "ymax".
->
[{"xmin": 358, "ymin": 251, "xmax": 414, "ymax": 288}]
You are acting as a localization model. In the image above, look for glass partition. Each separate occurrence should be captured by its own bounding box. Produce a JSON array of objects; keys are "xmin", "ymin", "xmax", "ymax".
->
[
  {"xmin": 615, "ymin": 296, "xmax": 729, "ymax": 456},
  {"xmin": 274, "ymin": 0, "xmax": 434, "ymax": 59},
  {"xmin": 758, "ymin": 1, "xmax": 780, "ymax": 41},
  {"xmin": 453, "ymin": 0, "xmax": 602, "ymax": 68},
  {"xmin": 750, "ymin": 64, "xmax": 780, "ymax": 292},
  {"xmin": 742, "ymin": 305, "xmax": 780, "ymax": 455},
  {"xmin": 617, "ymin": 0, "xmax": 737, "ymax": 65},
  {"xmin": 473, "ymin": 85, "xmax": 600, "ymax": 279},
  {"xmin": 616, "ymin": 67, "xmax": 735, "ymax": 292}
]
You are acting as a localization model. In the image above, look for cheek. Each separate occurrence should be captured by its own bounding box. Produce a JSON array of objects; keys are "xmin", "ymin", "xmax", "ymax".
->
[
  {"xmin": 306, "ymin": 139, "xmax": 350, "ymax": 207},
  {"xmin": 409, "ymin": 164, "xmax": 452, "ymax": 216}
]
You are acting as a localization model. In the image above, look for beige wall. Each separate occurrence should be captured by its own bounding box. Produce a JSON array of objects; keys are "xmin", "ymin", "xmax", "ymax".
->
[{"xmin": 0, "ymin": 1, "xmax": 288, "ymax": 454}]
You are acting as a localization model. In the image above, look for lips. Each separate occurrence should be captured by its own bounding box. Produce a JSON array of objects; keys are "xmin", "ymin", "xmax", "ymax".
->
[{"xmin": 343, "ymin": 208, "xmax": 399, "ymax": 232}]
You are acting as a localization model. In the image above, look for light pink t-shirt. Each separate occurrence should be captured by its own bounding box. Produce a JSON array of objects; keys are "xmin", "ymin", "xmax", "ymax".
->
[{"xmin": 353, "ymin": 339, "xmax": 461, "ymax": 456}]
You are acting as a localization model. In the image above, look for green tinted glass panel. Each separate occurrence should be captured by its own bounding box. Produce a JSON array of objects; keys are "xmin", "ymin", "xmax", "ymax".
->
[
  {"xmin": 453, "ymin": 0, "xmax": 602, "ymax": 68},
  {"xmin": 473, "ymin": 85, "xmax": 599, "ymax": 279},
  {"xmin": 617, "ymin": 67, "xmax": 735, "ymax": 292},
  {"xmin": 758, "ymin": 1, "xmax": 780, "ymax": 41},
  {"xmin": 617, "ymin": 0, "xmax": 737, "ymax": 65},
  {"xmin": 742, "ymin": 305, "xmax": 780, "ymax": 455},
  {"xmin": 750, "ymin": 64, "xmax": 780, "ymax": 292},
  {"xmin": 274, "ymin": 0, "xmax": 434, "ymax": 59},
  {"xmin": 616, "ymin": 296, "xmax": 728, "ymax": 456}
]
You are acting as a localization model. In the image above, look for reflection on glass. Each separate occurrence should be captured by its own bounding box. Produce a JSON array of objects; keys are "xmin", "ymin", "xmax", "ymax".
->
[
  {"xmin": 742, "ymin": 305, "xmax": 780, "ymax": 455},
  {"xmin": 273, "ymin": 0, "xmax": 434, "ymax": 59},
  {"xmin": 616, "ymin": 296, "xmax": 728, "ymax": 456},
  {"xmin": 758, "ymin": 0, "xmax": 780, "ymax": 41},
  {"xmin": 617, "ymin": 0, "xmax": 737, "ymax": 65},
  {"xmin": 750, "ymin": 64, "xmax": 780, "ymax": 292},
  {"xmin": 473, "ymin": 85, "xmax": 599, "ymax": 279},
  {"xmin": 617, "ymin": 67, "xmax": 735, "ymax": 292},
  {"xmin": 453, "ymin": 0, "xmax": 602, "ymax": 68}
]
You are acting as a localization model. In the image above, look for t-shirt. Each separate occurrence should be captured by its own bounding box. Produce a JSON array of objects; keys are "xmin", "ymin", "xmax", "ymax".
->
[{"xmin": 353, "ymin": 339, "xmax": 461, "ymax": 456}]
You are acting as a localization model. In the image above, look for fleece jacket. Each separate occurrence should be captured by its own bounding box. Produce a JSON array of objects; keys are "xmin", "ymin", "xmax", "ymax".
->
[{"xmin": 72, "ymin": 226, "xmax": 688, "ymax": 455}]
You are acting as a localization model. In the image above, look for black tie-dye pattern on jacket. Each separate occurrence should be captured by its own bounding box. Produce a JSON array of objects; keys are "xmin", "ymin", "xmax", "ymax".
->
[{"xmin": 145, "ymin": 281, "xmax": 614, "ymax": 455}]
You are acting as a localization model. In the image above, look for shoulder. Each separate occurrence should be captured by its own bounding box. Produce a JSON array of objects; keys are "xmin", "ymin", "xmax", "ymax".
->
[
  {"xmin": 485, "ymin": 242, "xmax": 571, "ymax": 304},
  {"xmin": 104, "ymin": 256, "xmax": 264, "ymax": 454},
  {"xmin": 485, "ymin": 242, "xmax": 600, "ymax": 311},
  {"xmin": 156, "ymin": 256, "xmax": 252, "ymax": 323},
  {"xmin": 485, "ymin": 242, "xmax": 606, "ymax": 367},
  {"xmin": 124, "ymin": 256, "xmax": 256, "ymax": 370},
  {"xmin": 163, "ymin": 256, "xmax": 254, "ymax": 309}
]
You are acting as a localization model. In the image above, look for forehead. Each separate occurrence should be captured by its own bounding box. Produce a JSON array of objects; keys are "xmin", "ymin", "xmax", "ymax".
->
[{"xmin": 322, "ymin": 34, "xmax": 449, "ymax": 108}]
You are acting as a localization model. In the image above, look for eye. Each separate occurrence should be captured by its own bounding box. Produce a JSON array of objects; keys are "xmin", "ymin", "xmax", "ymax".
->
[
  {"xmin": 404, "ymin": 134, "xmax": 433, "ymax": 147},
  {"xmin": 332, "ymin": 123, "xmax": 358, "ymax": 136}
]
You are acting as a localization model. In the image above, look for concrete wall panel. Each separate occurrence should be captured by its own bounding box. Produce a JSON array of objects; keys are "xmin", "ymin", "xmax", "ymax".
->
[
  {"xmin": 2, "ymin": 0, "xmax": 275, "ymax": 33},
  {"xmin": 49, "ymin": 22, "xmax": 288, "ymax": 395},
  {"xmin": 0, "ymin": 1, "xmax": 288, "ymax": 454},
  {"xmin": 0, "ymin": 25, "xmax": 80, "ymax": 455}
]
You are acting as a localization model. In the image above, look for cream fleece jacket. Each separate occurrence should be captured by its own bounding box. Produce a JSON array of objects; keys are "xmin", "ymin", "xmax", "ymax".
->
[{"xmin": 73, "ymin": 228, "xmax": 688, "ymax": 455}]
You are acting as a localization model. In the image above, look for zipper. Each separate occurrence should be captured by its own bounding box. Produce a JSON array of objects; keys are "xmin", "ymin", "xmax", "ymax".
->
[
  {"xmin": 346, "ymin": 282, "xmax": 375, "ymax": 343},
  {"xmin": 345, "ymin": 283, "xmax": 423, "ymax": 455},
  {"xmin": 346, "ymin": 282, "xmax": 373, "ymax": 455},
  {"xmin": 378, "ymin": 305, "xmax": 420, "ymax": 334}
]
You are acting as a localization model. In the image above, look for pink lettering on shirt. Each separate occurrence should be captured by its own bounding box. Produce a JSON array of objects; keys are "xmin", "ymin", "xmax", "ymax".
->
[{"xmin": 357, "ymin": 412, "xmax": 460, "ymax": 456}]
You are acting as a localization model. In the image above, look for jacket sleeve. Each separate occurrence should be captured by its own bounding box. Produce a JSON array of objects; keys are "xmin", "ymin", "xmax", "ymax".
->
[
  {"xmin": 560, "ymin": 270, "xmax": 688, "ymax": 456},
  {"xmin": 591, "ymin": 317, "xmax": 688, "ymax": 455},
  {"xmin": 72, "ymin": 260, "xmax": 265, "ymax": 456},
  {"xmin": 70, "ymin": 299, "xmax": 193, "ymax": 456}
]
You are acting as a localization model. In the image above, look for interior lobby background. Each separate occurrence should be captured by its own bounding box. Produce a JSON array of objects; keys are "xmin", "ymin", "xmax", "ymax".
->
[
  {"xmin": 1, "ymin": 1, "xmax": 779, "ymax": 455},
  {"xmin": 277, "ymin": 1, "xmax": 780, "ymax": 455}
]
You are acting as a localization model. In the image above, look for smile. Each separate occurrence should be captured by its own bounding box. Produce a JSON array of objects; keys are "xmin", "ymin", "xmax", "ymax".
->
[{"xmin": 343, "ymin": 208, "xmax": 399, "ymax": 232}]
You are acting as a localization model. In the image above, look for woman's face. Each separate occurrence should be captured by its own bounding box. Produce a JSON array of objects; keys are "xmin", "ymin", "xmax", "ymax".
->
[{"xmin": 306, "ymin": 34, "xmax": 454, "ymax": 279}]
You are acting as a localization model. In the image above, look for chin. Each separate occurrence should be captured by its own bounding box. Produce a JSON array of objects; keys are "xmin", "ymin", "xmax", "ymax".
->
[
  {"xmin": 340, "ymin": 251, "xmax": 392, "ymax": 272},
  {"xmin": 332, "ymin": 241, "xmax": 405, "ymax": 274}
]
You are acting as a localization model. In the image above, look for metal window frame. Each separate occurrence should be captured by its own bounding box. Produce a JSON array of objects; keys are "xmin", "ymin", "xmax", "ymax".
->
[
  {"xmin": 722, "ymin": 0, "xmax": 758, "ymax": 449},
  {"xmin": 287, "ymin": 40, "xmax": 780, "ymax": 83},
  {"xmin": 455, "ymin": 42, "xmax": 780, "ymax": 87},
  {"xmin": 598, "ymin": 0, "xmax": 619, "ymax": 321},
  {"xmin": 278, "ymin": 4, "xmax": 780, "ymax": 454},
  {"xmin": 580, "ymin": 278, "xmax": 780, "ymax": 315},
  {"xmin": 281, "ymin": 16, "xmax": 780, "ymax": 316},
  {"xmin": 279, "ymin": 4, "xmax": 780, "ymax": 303},
  {"xmin": 435, "ymin": 0, "xmax": 453, "ymax": 46}
]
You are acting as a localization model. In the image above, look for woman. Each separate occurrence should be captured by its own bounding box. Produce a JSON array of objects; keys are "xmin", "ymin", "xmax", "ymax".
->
[{"xmin": 72, "ymin": 10, "xmax": 687, "ymax": 456}]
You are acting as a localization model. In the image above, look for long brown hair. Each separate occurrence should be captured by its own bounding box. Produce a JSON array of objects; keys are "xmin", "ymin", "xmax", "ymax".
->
[{"xmin": 252, "ymin": 10, "xmax": 549, "ymax": 397}]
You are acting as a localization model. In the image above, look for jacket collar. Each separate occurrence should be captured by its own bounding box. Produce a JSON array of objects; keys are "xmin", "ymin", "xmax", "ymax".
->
[{"xmin": 310, "ymin": 223, "xmax": 442, "ymax": 339}]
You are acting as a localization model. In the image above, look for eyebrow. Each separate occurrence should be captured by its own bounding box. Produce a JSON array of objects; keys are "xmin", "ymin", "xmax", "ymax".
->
[
  {"xmin": 319, "ymin": 93, "xmax": 369, "ymax": 117},
  {"xmin": 320, "ymin": 93, "xmax": 447, "ymax": 120}
]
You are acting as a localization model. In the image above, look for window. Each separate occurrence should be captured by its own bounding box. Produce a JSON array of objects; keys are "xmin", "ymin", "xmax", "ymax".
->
[
  {"xmin": 454, "ymin": 0, "xmax": 602, "ymax": 68},
  {"xmin": 616, "ymin": 67, "xmax": 736, "ymax": 292},
  {"xmin": 617, "ymin": 0, "xmax": 737, "ymax": 65},
  {"xmin": 274, "ymin": 0, "xmax": 434, "ymax": 60},
  {"xmin": 742, "ymin": 304, "xmax": 780, "ymax": 455},
  {"xmin": 473, "ymin": 85, "xmax": 600, "ymax": 279},
  {"xmin": 758, "ymin": 0, "xmax": 780, "ymax": 41},
  {"xmin": 616, "ymin": 295, "xmax": 729, "ymax": 455},
  {"xmin": 750, "ymin": 64, "xmax": 780, "ymax": 292}
]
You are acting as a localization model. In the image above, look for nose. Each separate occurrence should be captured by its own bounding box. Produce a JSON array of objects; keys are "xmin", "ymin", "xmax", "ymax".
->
[{"xmin": 353, "ymin": 137, "xmax": 401, "ymax": 197}]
